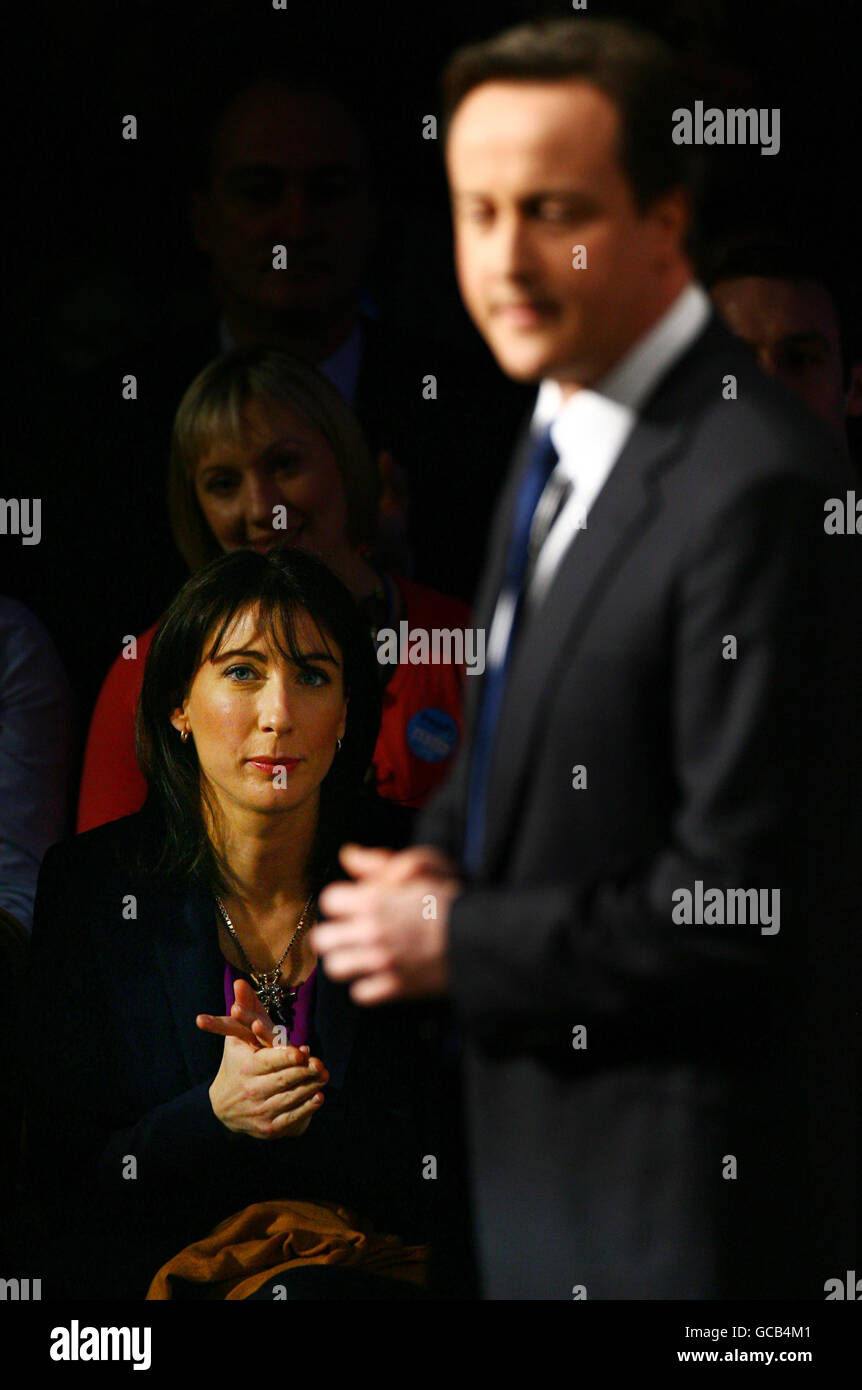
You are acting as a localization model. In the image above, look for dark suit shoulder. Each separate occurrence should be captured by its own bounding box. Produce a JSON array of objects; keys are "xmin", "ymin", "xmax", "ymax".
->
[{"xmin": 649, "ymin": 314, "xmax": 850, "ymax": 513}]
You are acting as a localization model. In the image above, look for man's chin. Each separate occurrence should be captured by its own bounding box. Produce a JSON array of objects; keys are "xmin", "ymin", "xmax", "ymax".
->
[{"xmin": 488, "ymin": 341, "xmax": 563, "ymax": 384}]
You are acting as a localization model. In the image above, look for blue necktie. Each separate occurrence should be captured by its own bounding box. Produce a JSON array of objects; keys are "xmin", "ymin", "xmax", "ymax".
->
[{"xmin": 464, "ymin": 425, "xmax": 560, "ymax": 875}]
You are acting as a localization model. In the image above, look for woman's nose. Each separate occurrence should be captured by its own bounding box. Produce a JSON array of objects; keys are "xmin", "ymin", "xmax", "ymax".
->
[
  {"xmin": 260, "ymin": 675, "xmax": 294, "ymax": 727},
  {"xmin": 243, "ymin": 472, "xmax": 284, "ymax": 527}
]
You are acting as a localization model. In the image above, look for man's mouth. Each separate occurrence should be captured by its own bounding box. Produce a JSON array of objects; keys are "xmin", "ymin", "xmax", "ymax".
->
[{"xmin": 492, "ymin": 301, "xmax": 556, "ymax": 325}]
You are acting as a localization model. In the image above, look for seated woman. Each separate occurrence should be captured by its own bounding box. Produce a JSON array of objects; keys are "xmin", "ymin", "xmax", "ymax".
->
[
  {"xmin": 77, "ymin": 347, "xmax": 470, "ymax": 832},
  {"xmin": 25, "ymin": 547, "xmax": 436, "ymax": 1300}
]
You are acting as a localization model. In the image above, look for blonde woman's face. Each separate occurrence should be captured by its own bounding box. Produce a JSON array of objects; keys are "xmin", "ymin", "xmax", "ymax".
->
[{"xmin": 193, "ymin": 397, "xmax": 352, "ymax": 568}]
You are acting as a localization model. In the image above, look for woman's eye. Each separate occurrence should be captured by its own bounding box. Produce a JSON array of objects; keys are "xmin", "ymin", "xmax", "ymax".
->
[
  {"xmin": 270, "ymin": 454, "xmax": 302, "ymax": 476},
  {"xmin": 297, "ymin": 666, "xmax": 329, "ymax": 687},
  {"xmin": 203, "ymin": 475, "xmax": 239, "ymax": 496},
  {"xmin": 224, "ymin": 664, "xmax": 259, "ymax": 682}
]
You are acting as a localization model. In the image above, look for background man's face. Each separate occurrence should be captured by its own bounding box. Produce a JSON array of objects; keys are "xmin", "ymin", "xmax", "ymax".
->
[
  {"xmin": 192, "ymin": 80, "xmax": 377, "ymax": 329},
  {"xmin": 446, "ymin": 80, "xmax": 684, "ymax": 389},
  {"xmin": 711, "ymin": 276, "xmax": 857, "ymax": 437}
]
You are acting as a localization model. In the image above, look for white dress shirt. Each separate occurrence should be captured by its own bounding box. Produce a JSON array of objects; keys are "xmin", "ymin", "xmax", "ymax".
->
[{"xmin": 525, "ymin": 282, "xmax": 712, "ymax": 609}]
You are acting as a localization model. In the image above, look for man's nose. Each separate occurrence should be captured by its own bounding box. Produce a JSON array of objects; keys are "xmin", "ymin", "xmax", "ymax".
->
[
  {"xmin": 272, "ymin": 183, "xmax": 317, "ymax": 241},
  {"xmin": 492, "ymin": 212, "xmax": 539, "ymax": 280},
  {"xmin": 756, "ymin": 345, "xmax": 778, "ymax": 378}
]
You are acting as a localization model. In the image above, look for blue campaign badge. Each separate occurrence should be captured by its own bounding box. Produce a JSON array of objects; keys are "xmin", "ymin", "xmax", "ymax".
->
[{"xmin": 406, "ymin": 708, "xmax": 459, "ymax": 763}]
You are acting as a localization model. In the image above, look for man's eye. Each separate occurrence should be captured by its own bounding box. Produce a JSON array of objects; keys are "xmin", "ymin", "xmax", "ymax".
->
[
  {"xmin": 308, "ymin": 177, "xmax": 352, "ymax": 203},
  {"xmin": 454, "ymin": 200, "xmax": 494, "ymax": 225},
  {"xmin": 539, "ymin": 201, "xmax": 571, "ymax": 220},
  {"xmin": 234, "ymin": 180, "xmax": 281, "ymax": 207},
  {"xmin": 537, "ymin": 199, "xmax": 589, "ymax": 223},
  {"xmin": 782, "ymin": 349, "xmax": 822, "ymax": 371}
]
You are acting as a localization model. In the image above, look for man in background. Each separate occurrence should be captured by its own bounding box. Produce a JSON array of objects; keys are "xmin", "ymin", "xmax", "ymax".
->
[{"xmin": 709, "ymin": 238, "xmax": 862, "ymax": 457}]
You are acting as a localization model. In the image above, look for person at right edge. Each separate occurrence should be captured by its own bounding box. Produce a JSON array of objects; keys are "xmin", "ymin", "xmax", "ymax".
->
[{"xmin": 309, "ymin": 17, "xmax": 859, "ymax": 1300}]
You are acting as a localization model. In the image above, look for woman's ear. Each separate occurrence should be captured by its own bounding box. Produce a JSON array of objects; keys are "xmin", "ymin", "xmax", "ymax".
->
[
  {"xmin": 169, "ymin": 703, "xmax": 188, "ymax": 736},
  {"xmin": 338, "ymin": 694, "xmax": 349, "ymax": 744}
]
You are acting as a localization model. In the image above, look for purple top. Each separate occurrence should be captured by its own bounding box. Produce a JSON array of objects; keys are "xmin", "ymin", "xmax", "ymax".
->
[{"xmin": 223, "ymin": 960, "xmax": 318, "ymax": 1047}]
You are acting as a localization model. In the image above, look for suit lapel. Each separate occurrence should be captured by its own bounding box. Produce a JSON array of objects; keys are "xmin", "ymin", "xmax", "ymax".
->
[
  {"xmin": 312, "ymin": 962, "xmax": 357, "ymax": 1089},
  {"xmin": 481, "ymin": 414, "xmax": 683, "ymax": 876},
  {"xmin": 150, "ymin": 877, "xmax": 225, "ymax": 1086}
]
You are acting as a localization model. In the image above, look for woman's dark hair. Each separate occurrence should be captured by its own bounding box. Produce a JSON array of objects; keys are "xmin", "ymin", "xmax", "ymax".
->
[{"xmin": 134, "ymin": 546, "xmax": 381, "ymax": 894}]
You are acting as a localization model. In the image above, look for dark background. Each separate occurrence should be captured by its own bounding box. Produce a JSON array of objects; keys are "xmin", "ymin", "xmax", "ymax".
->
[
  {"xmin": 13, "ymin": 0, "xmax": 858, "ymax": 371},
  {"xmin": 5, "ymin": 0, "xmax": 860, "ymax": 698}
]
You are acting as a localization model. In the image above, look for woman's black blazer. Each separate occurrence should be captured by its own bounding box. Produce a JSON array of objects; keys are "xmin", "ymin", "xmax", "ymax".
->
[{"xmin": 23, "ymin": 803, "xmax": 436, "ymax": 1297}]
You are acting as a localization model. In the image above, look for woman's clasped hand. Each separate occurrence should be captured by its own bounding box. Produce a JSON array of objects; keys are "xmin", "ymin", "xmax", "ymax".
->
[{"xmin": 198, "ymin": 977, "xmax": 329, "ymax": 1139}]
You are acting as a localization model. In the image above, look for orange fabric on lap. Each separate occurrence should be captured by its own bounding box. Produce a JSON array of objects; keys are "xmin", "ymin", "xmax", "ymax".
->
[{"xmin": 146, "ymin": 1198, "xmax": 428, "ymax": 1300}]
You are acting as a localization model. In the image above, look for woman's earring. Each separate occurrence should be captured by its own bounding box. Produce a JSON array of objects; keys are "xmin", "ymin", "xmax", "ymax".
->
[
  {"xmin": 336, "ymin": 736, "xmax": 343, "ymax": 752},
  {"xmin": 181, "ymin": 728, "xmax": 189, "ymax": 743}
]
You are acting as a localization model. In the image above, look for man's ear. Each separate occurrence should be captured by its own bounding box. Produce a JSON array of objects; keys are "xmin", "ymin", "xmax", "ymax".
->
[
  {"xmin": 189, "ymin": 190, "xmax": 211, "ymax": 255},
  {"xmin": 649, "ymin": 186, "xmax": 692, "ymax": 267},
  {"xmin": 845, "ymin": 361, "xmax": 862, "ymax": 418}
]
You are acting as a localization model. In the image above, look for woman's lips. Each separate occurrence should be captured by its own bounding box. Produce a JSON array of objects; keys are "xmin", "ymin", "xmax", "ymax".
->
[
  {"xmin": 247, "ymin": 757, "xmax": 302, "ymax": 774},
  {"xmin": 247, "ymin": 529, "xmax": 303, "ymax": 552}
]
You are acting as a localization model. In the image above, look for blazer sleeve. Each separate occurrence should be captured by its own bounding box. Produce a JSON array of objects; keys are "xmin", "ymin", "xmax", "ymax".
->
[
  {"xmin": 445, "ymin": 473, "xmax": 859, "ymax": 1049},
  {"xmin": 25, "ymin": 843, "xmax": 246, "ymax": 1206}
]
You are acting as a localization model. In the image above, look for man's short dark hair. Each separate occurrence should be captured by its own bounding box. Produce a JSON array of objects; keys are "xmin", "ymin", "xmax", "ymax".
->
[{"xmin": 441, "ymin": 16, "xmax": 704, "ymax": 232}]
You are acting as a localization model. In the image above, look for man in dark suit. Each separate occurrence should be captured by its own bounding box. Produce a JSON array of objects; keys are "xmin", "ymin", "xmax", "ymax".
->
[{"xmin": 311, "ymin": 18, "xmax": 859, "ymax": 1299}]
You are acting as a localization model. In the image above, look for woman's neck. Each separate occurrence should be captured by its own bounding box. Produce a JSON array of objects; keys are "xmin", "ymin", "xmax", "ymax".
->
[{"xmin": 207, "ymin": 791, "xmax": 319, "ymax": 912}]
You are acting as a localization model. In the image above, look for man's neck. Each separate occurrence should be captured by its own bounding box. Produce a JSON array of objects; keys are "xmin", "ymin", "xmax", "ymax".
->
[
  {"xmin": 221, "ymin": 300, "xmax": 361, "ymax": 365},
  {"xmin": 554, "ymin": 267, "xmax": 694, "ymax": 401}
]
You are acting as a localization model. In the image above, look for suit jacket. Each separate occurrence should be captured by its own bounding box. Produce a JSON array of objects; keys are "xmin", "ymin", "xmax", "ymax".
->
[
  {"xmin": 416, "ymin": 311, "xmax": 860, "ymax": 1299},
  {"xmin": 22, "ymin": 801, "xmax": 436, "ymax": 1299}
]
